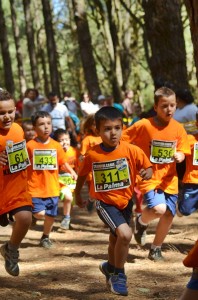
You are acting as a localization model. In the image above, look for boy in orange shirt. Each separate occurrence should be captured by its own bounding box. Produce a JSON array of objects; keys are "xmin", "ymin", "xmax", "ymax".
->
[
  {"xmin": 75, "ymin": 106, "xmax": 152, "ymax": 296},
  {"xmin": 177, "ymin": 111, "xmax": 198, "ymax": 216},
  {"xmin": 54, "ymin": 128, "xmax": 79, "ymax": 230},
  {"xmin": 122, "ymin": 87, "xmax": 191, "ymax": 261},
  {"xmin": 27, "ymin": 111, "xmax": 77, "ymax": 248},
  {"xmin": 0, "ymin": 89, "xmax": 32, "ymax": 276}
]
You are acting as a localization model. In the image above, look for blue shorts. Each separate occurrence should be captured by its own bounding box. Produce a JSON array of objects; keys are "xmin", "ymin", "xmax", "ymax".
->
[
  {"xmin": 144, "ymin": 189, "xmax": 178, "ymax": 216},
  {"xmin": 178, "ymin": 184, "xmax": 198, "ymax": 216},
  {"xmin": 96, "ymin": 200, "xmax": 133, "ymax": 236},
  {"xmin": 32, "ymin": 197, "xmax": 59, "ymax": 217},
  {"xmin": 187, "ymin": 271, "xmax": 198, "ymax": 290}
]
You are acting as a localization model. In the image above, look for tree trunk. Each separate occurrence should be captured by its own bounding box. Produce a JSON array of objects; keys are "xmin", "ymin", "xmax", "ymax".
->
[
  {"xmin": 41, "ymin": 0, "xmax": 60, "ymax": 96},
  {"xmin": 72, "ymin": 0, "xmax": 101, "ymax": 102},
  {"xmin": 0, "ymin": 2, "xmax": 15, "ymax": 95},
  {"xmin": 185, "ymin": 0, "xmax": 198, "ymax": 87},
  {"xmin": 23, "ymin": 0, "xmax": 40, "ymax": 89},
  {"xmin": 10, "ymin": 0, "xmax": 27, "ymax": 95},
  {"xmin": 142, "ymin": 0, "xmax": 188, "ymax": 90}
]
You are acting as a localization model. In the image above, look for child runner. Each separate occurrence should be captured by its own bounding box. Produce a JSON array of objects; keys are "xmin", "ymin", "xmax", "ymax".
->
[
  {"xmin": 79, "ymin": 114, "xmax": 102, "ymax": 212},
  {"xmin": 22, "ymin": 120, "xmax": 36, "ymax": 142},
  {"xmin": 27, "ymin": 111, "xmax": 77, "ymax": 248},
  {"xmin": 177, "ymin": 111, "xmax": 198, "ymax": 217},
  {"xmin": 0, "ymin": 89, "xmax": 32, "ymax": 276},
  {"xmin": 75, "ymin": 106, "xmax": 152, "ymax": 296},
  {"xmin": 122, "ymin": 86, "xmax": 191, "ymax": 261},
  {"xmin": 179, "ymin": 240, "xmax": 198, "ymax": 300},
  {"xmin": 53, "ymin": 128, "xmax": 79, "ymax": 230}
]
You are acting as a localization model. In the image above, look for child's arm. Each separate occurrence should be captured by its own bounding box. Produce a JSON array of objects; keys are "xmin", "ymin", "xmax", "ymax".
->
[
  {"xmin": 0, "ymin": 151, "xmax": 7, "ymax": 166},
  {"xmin": 174, "ymin": 151, "xmax": 185, "ymax": 163},
  {"xmin": 139, "ymin": 167, "xmax": 153, "ymax": 181},
  {"xmin": 75, "ymin": 175, "xmax": 88, "ymax": 208},
  {"xmin": 61, "ymin": 162, "xmax": 78, "ymax": 180}
]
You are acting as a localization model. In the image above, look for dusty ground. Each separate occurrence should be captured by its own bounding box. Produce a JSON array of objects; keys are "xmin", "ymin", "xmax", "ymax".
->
[{"xmin": 0, "ymin": 189, "xmax": 197, "ymax": 300}]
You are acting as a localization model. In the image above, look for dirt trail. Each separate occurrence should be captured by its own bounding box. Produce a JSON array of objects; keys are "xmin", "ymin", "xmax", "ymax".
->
[{"xmin": 0, "ymin": 194, "xmax": 197, "ymax": 300}]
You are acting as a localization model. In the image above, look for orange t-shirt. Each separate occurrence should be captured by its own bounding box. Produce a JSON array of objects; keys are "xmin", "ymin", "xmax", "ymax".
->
[
  {"xmin": 122, "ymin": 118, "xmax": 191, "ymax": 194},
  {"xmin": 0, "ymin": 123, "xmax": 32, "ymax": 215},
  {"xmin": 182, "ymin": 134, "xmax": 198, "ymax": 184},
  {"xmin": 80, "ymin": 135, "xmax": 102, "ymax": 155},
  {"xmin": 80, "ymin": 135, "xmax": 102, "ymax": 182},
  {"xmin": 61, "ymin": 146, "xmax": 79, "ymax": 171},
  {"xmin": 78, "ymin": 141, "xmax": 152, "ymax": 209},
  {"xmin": 27, "ymin": 138, "xmax": 68, "ymax": 197}
]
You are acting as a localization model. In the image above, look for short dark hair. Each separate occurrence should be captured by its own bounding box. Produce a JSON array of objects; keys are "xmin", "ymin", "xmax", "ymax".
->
[
  {"xmin": 95, "ymin": 106, "xmax": 123, "ymax": 130},
  {"xmin": 154, "ymin": 87, "xmax": 175, "ymax": 105},
  {"xmin": 48, "ymin": 91, "xmax": 58, "ymax": 98},
  {"xmin": 22, "ymin": 120, "xmax": 33, "ymax": 129},
  {"xmin": 0, "ymin": 89, "xmax": 13, "ymax": 101},
  {"xmin": 31, "ymin": 111, "xmax": 51, "ymax": 126},
  {"xmin": 176, "ymin": 89, "xmax": 194, "ymax": 104},
  {"xmin": 53, "ymin": 128, "xmax": 68, "ymax": 140}
]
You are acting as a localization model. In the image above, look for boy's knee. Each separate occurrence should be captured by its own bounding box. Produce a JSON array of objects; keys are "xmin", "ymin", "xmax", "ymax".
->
[
  {"xmin": 117, "ymin": 227, "xmax": 132, "ymax": 244},
  {"xmin": 152, "ymin": 204, "xmax": 167, "ymax": 216}
]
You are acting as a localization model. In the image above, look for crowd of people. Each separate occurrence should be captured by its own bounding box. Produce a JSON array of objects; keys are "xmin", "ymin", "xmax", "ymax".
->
[{"xmin": 0, "ymin": 86, "xmax": 197, "ymax": 297}]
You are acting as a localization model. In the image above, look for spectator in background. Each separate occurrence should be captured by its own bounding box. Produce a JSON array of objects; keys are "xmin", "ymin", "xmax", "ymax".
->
[
  {"xmin": 42, "ymin": 92, "xmax": 76, "ymax": 138},
  {"xmin": 22, "ymin": 88, "xmax": 47, "ymax": 120},
  {"xmin": 80, "ymin": 92, "xmax": 99, "ymax": 117},
  {"xmin": 61, "ymin": 91, "xmax": 80, "ymax": 116},
  {"xmin": 122, "ymin": 90, "xmax": 134, "ymax": 118},
  {"xmin": 174, "ymin": 89, "xmax": 198, "ymax": 135}
]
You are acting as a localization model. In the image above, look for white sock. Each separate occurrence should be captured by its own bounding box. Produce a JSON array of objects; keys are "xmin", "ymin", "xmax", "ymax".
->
[
  {"xmin": 151, "ymin": 244, "xmax": 161, "ymax": 250},
  {"xmin": 138, "ymin": 216, "xmax": 148, "ymax": 226}
]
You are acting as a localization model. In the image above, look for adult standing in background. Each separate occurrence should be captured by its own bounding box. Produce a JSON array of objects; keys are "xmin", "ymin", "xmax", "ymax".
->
[
  {"xmin": 122, "ymin": 90, "xmax": 134, "ymax": 118},
  {"xmin": 61, "ymin": 91, "xmax": 80, "ymax": 116},
  {"xmin": 42, "ymin": 92, "xmax": 76, "ymax": 137},
  {"xmin": 174, "ymin": 89, "xmax": 198, "ymax": 135},
  {"xmin": 22, "ymin": 88, "xmax": 47, "ymax": 120},
  {"xmin": 80, "ymin": 92, "xmax": 99, "ymax": 117}
]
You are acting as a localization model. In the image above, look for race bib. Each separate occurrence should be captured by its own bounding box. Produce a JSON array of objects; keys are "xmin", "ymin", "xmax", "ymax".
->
[
  {"xmin": 193, "ymin": 143, "xmax": 198, "ymax": 165},
  {"xmin": 59, "ymin": 173, "xmax": 76, "ymax": 189},
  {"xmin": 33, "ymin": 149, "xmax": 57, "ymax": 170},
  {"xmin": 6, "ymin": 140, "xmax": 30, "ymax": 173},
  {"xmin": 93, "ymin": 158, "xmax": 130, "ymax": 192},
  {"xmin": 150, "ymin": 140, "xmax": 176, "ymax": 164}
]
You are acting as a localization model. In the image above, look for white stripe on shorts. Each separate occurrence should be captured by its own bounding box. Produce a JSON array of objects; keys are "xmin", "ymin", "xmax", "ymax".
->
[{"xmin": 96, "ymin": 200, "xmax": 116, "ymax": 232}]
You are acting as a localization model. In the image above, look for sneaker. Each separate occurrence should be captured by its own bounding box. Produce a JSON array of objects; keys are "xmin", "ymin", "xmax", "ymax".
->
[
  {"xmin": 40, "ymin": 238, "xmax": 53, "ymax": 249},
  {"xmin": 0, "ymin": 242, "xmax": 19, "ymax": 276},
  {"xmin": 109, "ymin": 273, "xmax": 128, "ymax": 296},
  {"xmin": 148, "ymin": 248, "xmax": 164, "ymax": 261},
  {"xmin": 134, "ymin": 216, "xmax": 147, "ymax": 246},
  {"xmin": 60, "ymin": 217, "xmax": 71, "ymax": 230},
  {"xmin": 99, "ymin": 261, "xmax": 114, "ymax": 281}
]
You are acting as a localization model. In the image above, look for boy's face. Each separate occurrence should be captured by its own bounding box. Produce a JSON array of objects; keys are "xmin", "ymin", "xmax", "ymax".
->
[
  {"xmin": 96, "ymin": 119, "xmax": 122, "ymax": 148},
  {"xmin": 34, "ymin": 117, "xmax": 52, "ymax": 141},
  {"xmin": 0, "ymin": 99, "xmax": 16, "ymax": 131},
  {"xmin": 23, "ymin": 124, "xmax": 35, "ymax": 142},
  {"xmin": 154, "ymin": 95, "xmax": 176, "ymax": 125},
  {"xmin": 57, "ymin": 133, "xmax": 70, "ymax": 152}
]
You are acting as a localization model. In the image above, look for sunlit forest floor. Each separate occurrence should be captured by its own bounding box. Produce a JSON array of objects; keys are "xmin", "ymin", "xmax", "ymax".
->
[{"xmin": 0, "ymin": 187, "xmax": 197, "ymax": 300}]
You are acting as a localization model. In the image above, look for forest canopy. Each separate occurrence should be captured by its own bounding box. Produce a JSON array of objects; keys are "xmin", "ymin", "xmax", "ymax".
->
[{"xmin": 0, "ymin": 0, "xmax": 197, "ymax": 109}]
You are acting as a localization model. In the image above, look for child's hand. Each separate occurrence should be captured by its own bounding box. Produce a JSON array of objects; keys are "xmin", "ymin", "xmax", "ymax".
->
[
  {"xmin": 139, "ymin": 167, "xmax": 153, "ymax": 180},
  {"xmin": 71, "ymin": 170, "xmax": 78, "ymax": 181},
  {"xmin": 174, "ymin": 151, "xmax": 185, "ymax": 163},
  {"xmin": 0, "ymin": 151, "xmax": 7, "ymax": 166},
  {"xmin": 75, "ymin": 194, "xmax": 87, "ymax": 208}
]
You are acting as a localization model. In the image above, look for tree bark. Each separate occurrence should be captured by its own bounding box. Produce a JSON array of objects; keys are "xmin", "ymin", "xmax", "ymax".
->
[
  {"xmin": 72, "ymin": 0, "xmax": 101, "ymax": 102},
  {"xmin": 142, "ymin": 0, "xmax": 188, "ymax": 90},
  {"xmin": 41, "ymin": 0, "xmax": 60, "ymax": 96},
  {"xmin": 185, "ymin": 0, "xmax": 198, "ymax": 87},
  {"xmin": 10, "ymin": 0, "xmax": 27, "ymax": 95},
  {"xmin": 23, "ymin": 0, "xmax": 40, "ymax": 89},
  {"xmin": 0, "ymin": 2, "xmax": 15, "ymax": 95}
]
